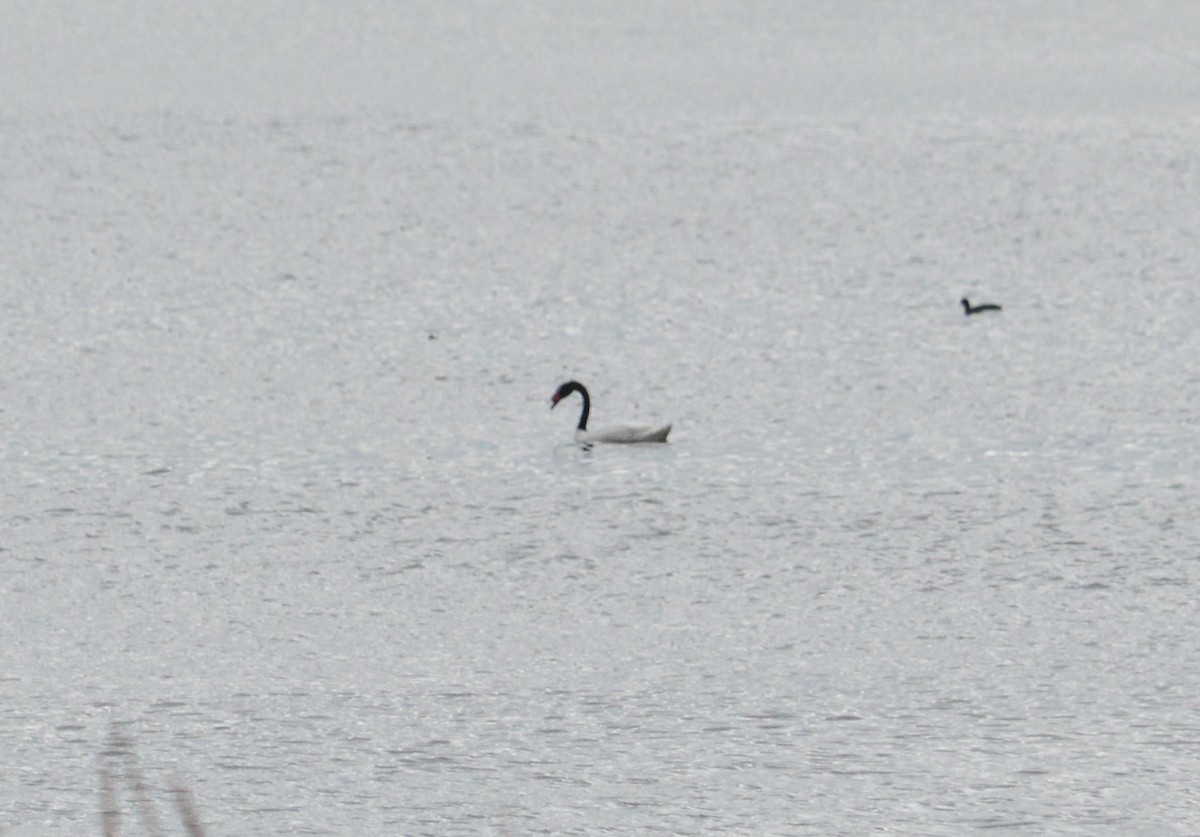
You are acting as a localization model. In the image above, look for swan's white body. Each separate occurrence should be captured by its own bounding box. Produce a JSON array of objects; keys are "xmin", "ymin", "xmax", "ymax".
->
[
  {"xmin": 551, "ymin": 380, "xmax": 671, "ymax": 444},
  {"xmin": 576, "ymin": 423, "xmax": 672, "ymax": 444}
]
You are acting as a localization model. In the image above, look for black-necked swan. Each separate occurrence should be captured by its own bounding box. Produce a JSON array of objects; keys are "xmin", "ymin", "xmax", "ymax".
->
[
  {"xmin": 550, "ymin": 381, "xmax": 671, "ymax": 444},
  {"xmin": 962, "ymin": 297, "xmax": 1002, "ymax": 315}
]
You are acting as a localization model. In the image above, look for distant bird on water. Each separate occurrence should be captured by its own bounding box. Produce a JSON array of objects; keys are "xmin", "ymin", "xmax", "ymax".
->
[
  {"xmin": 961, "ymin": 297, "xmax": 1002, "ymax": 315},
  {"xmin": 551, "ymin": 380, "xmax": 671, "ymax": 444}
]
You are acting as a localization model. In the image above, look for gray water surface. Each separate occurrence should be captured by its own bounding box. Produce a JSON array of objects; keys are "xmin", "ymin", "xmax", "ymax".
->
[{"xmin": 4, "ymin": 4, "xmax": 1200, "ymax": 835}]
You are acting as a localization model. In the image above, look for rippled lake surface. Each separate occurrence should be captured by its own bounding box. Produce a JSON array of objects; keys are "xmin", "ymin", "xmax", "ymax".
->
[{"xmin": 5, "ymin": 5, "xmax": 1200, "ymax": 836}]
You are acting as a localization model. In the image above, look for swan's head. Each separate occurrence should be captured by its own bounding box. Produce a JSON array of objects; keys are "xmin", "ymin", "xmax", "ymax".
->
[
  {"xmin": 550, "ymin": 380, "xmax": 585, "ymax": 409},
  {"xmin": 550, "ymin": 381, "xmax": 571, "ymax": 409}
]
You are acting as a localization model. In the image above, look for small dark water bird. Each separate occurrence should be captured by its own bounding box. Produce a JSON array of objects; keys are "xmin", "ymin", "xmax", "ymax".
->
[
  {"xmin": 551, "ymin": 380, "xmax": 671, "ymax": 443},
  {"xmin": 961, "ymin": 297, "xmax": 1002, "ymax": 315}
]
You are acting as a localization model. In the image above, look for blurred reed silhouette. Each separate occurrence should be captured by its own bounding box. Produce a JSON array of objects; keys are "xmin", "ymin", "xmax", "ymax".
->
[{"xmin": 99, "ymin": 725, "xmax": 206, "ymax": 837}]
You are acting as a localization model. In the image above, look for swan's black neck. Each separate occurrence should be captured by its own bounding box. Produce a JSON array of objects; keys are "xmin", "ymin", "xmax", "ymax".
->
[
  {"xmin": 568, "ymin": 382, "xmax": 590, "ymax": 430},
  {"xmin": 554, "ymin": 380, "xmax": 590, "ymax": 430}
]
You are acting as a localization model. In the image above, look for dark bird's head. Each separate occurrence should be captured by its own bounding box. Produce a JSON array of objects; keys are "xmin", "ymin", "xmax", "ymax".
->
[
  {"xmin": 551, "ymin": 380, "xmax": 584, "ymax": 409},
  {"xmin": 551, "ymin": 381, "xmax": 591, "ymax": 429}
]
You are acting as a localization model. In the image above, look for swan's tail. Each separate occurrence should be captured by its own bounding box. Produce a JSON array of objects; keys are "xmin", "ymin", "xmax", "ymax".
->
[{"xmin": 646, "ymin": 424, "xmax": 671, "ymax": 443}]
